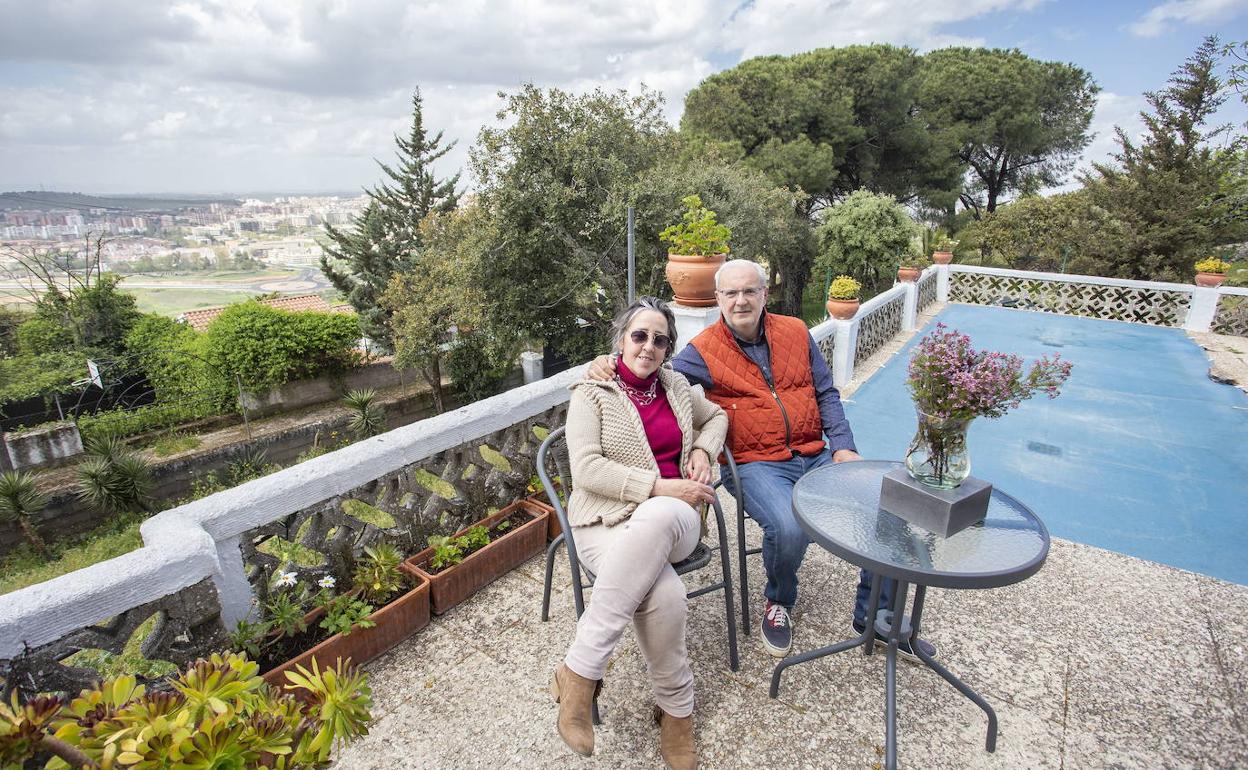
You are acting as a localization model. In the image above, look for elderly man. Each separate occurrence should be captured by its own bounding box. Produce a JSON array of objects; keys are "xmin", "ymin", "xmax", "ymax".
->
[{"xmin": 592, "ymin": 259, "xmax": 936, "ymax": 659}]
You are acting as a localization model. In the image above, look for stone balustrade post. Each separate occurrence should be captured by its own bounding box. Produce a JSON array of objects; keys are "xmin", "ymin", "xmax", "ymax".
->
[
  {"xmin": 1184, "ymin": 287, "xmax": 1219, "ymax": 332},
  {"xmin": 670, "ymin": 303, "xmax": 720, "ymax": 353},
  {"xmin": 520, "ymin": 351, "xmax": 544, "ymax": 384},
  {"xmin": 902, "ymin": 281, "xmax": 919, "ymax": 331},
  {"xmin": 936, "ymin": 264, "xmax": 951, "ymax": 303},
  {"xmin": 831, "ymin": 319, "xmax": 858, "ymax": 388}
]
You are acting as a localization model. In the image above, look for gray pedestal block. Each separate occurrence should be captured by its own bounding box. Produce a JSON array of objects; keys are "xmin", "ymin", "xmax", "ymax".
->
[{"xmin": 878, "ymin": 468, "xmax": 992, "ymax": 538}]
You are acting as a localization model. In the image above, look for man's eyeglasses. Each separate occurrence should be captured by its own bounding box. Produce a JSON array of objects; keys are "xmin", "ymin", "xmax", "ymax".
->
[
  {"xmin": 716, "ymin": 287, "xmax": 764, "ymax": 300},
  {"xmin": 629, "ymin": 329, "xmax": 671, "ymax": 350}
]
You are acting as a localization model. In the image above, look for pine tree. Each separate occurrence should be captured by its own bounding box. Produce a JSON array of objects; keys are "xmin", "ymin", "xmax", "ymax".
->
[
  {"xmin": 1087, "ymin": 36, "xmax": 1245, "ymax": 281},
  {"xmin": 320, "ymin": 88, "xmax": 460, "ymax": 350}
]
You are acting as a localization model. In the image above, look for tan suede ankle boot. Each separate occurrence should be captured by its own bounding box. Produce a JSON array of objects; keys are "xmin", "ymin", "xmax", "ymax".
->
[
  {"xmin": 654, "ymin": 705, "xmax": 696, "ymax": 770},
  {"xmin": 550, "ymin": 663, "xmax": 600, "ymax": 757}
]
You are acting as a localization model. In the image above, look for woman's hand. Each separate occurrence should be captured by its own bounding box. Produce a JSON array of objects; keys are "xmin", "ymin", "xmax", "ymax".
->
[
  {"xmin": 652, "ymin": 478, "xmax": 716, "ymax": 507},
  {"xmin": 684, "ymin": 448, "xmax": 714, "ymax": 485}
]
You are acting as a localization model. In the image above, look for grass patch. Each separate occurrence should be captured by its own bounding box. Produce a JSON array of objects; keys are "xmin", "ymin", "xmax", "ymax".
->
[
  {"xmin": 0, "ymin": 512, "xmax": 145, "ymax": 596},
  {"xmin": 149, "ymin": 432, "xmax": 202, "ymax": 456},
  {"xmin": 123, "ymin": 287, "xmax": 259, "ymax": 316}
]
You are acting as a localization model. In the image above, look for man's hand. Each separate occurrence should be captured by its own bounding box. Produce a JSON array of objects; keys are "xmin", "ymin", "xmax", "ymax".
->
[
  {"xmin": 832, "ymin": 449, "xmax": 862, "ymax": 463},
  {"xmin": 653, "ymin": 478, "xmax": 716, "ymax": 507},
  {"xmin": 684, "ymin": 448, "xmax": 713, "ymax": 485},
  {"xmin": 587, "ymin": 354, "xmax": 615, "ymax": 381}
]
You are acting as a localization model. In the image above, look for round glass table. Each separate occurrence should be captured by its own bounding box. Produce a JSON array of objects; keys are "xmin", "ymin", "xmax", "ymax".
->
[{"xmin": 770, "ymin": 460, "xmax": 1050, "ymax": 770}]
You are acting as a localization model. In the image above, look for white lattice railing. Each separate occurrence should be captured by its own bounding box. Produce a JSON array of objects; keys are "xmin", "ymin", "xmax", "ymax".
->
[
  {"xmin": 0, "ymin": 364, "xmax": 584, "ymax": 695},
  {"xmin": 1212, "ymin": 288, "xmax": 1248, "ymax": 337},
  {"xmin": 810, "ymin": 267, "xmax": 935, "ymax": 387}
]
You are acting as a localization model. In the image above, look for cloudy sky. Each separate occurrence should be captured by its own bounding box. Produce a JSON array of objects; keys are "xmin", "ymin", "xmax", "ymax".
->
[{"xmin": 1, "ymin": 0, "xmax": 1245, "ymax": 196}]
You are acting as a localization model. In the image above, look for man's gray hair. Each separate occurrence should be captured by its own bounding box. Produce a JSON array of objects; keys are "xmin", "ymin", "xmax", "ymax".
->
[
  {"xmin": 609, "ymin": 296, "xmax": 677, "ymax": 361},
  {"xmin": 714, "ymin": 259, "xmax": 768, "ymax": 289}
]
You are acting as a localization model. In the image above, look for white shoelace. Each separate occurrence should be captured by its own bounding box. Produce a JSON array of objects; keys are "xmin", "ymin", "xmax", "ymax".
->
[{"xmin": 765, "ymin": 603, "xmax": 789, "ymax": 628}]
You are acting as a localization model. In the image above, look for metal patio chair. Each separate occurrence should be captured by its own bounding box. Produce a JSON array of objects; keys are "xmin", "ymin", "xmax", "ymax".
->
[{"xmin": 536, "ymin": 426, "xmax": 739, "ymax": 722}]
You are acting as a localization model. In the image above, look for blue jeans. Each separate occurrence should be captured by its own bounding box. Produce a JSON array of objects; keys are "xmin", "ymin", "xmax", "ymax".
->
[{"xmin": 724, "ymin": 448, "xmax": 893, "ymax": 616}]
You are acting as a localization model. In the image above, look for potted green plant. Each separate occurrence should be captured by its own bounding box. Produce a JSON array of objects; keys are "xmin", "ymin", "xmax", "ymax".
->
[
  {"xmin": 897, "ymin": 248, "xmax": 928, "ymax": 283},
  {"xmin": 404, "ymin": 499, "xmax": 548, "ymax": 614},
  {"xmin": 1194, "ymin": 257, "xmax": 1231, "ymax": 287},
  {"xmin": 825, "ymin": 275, "xmax": 862, "ymax": 320},
  {"xmin": 660, "ymin": 194, "xmax": 731, "ymax": 307},
  {"xmin": 524, "ymin": 472, "xmax": 564, "ymax": 540},
  {"xmin": 236, "ymin": 543, "xmax": 431, "ymax": 689},
  {"xmin": 931, "ymin": 233, "xmax": 958, "ymax": 265},
  {"xmin": 0, "ymin": 651, "xmax": 371, "ymax": 768}
]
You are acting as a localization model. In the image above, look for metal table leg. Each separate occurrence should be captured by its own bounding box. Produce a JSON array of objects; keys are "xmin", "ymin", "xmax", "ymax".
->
[
  {"xmin": 908, "ymin": 585, "xmax": 998, "ymax": 752},
  {"xmin": 768, "ymin": 574, "xmax": 881, "ymax": 698}
]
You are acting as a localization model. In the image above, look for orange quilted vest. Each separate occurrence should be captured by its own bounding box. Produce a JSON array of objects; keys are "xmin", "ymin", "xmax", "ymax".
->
[{"xmin": 689, "ymin": 313, "xmax": 825, "ymax": 463}]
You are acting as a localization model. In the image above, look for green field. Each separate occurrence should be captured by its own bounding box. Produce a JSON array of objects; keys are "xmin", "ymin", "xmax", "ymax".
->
[
  {"xmin": 124, "ymin": 287, "xmax": 261, "ymax": 316},
  {"xmin": 124, "ymin": 268, "xmax": 299, "ymax": 284}
]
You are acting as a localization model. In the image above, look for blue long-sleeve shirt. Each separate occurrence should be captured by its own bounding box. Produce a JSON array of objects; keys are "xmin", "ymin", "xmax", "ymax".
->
[{"xmin": 672, "ymin": 318, "xmax": 856, "ymax": 456}]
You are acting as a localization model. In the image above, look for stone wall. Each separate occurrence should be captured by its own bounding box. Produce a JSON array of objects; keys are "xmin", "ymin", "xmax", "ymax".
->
[{"xmin": 2, "ymin": 421, "xmax": 84, "ymax": 470}]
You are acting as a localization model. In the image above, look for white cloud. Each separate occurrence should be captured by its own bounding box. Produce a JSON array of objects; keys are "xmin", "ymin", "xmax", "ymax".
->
[
  {"xmin": 1127, "ymin": 0, "xmax": 1248, "ymax": 38},
  {"xmin": 0, "ymin": 0, "xmax": 1090, "ymax": 193}
]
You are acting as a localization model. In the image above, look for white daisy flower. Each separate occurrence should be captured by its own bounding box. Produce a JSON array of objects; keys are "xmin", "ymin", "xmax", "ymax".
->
[
  {"xmin": 317, "ymin": 576, "xmax": 336, "ymax": 590},
  {"xmin": 275, "ymin": 571, "xmax": 298, "ymax": 588}
]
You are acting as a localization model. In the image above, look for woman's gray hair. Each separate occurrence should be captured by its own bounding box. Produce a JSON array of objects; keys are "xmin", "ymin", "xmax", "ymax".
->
[
  {"xmin": 714, "ymin": 259, "xmax": 768, "ymax": 289},
  {"xmin": 610, "ymin": 296, "xmax": 677, "ymax": 361}
]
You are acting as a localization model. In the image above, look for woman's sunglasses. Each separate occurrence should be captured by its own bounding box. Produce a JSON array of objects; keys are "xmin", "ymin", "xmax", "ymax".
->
[{"xmin": 629, "ymin": 329, "xmax": 671, "ymax": 350}]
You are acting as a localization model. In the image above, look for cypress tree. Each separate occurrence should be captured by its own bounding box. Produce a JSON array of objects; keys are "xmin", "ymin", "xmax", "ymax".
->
[{"xmin": 320, "ymin": 88, "xmax": 460, "ymax": 350}]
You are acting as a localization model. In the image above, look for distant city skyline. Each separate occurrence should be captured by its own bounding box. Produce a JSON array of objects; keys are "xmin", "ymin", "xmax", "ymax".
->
[{"xmin": 1, "ymin": 0, "xmax": 1245, "ymax": 196}]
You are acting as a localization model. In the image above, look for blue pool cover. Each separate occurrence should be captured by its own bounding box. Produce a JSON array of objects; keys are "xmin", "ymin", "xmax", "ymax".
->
[{"xmin": 843, "ymin": 304, "xmax": 1248, "ymax": 585}]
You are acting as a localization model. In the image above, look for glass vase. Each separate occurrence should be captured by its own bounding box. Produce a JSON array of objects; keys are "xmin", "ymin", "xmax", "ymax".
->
[{"xmin": 904, "ymin": 409, "xmax": 973, "ymax": 489}]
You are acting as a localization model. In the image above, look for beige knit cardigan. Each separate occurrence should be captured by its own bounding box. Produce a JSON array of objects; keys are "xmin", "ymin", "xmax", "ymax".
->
[{"xmin": 564, "ymin": 365, "xmax": 728, "ymax": 527}]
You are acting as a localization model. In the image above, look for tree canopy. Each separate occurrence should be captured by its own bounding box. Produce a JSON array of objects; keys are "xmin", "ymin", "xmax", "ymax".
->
[
  {"xmin": 813, "ymin": 190, "xmax": 917, "ymax": 296},
  {"xmin": 681, "ymin": 44, "xmax": 962, "ymax": 213},
  {"xmin": 918, "ymin": 47, "xmax": 1099, "ymax": 217},
  {"xmin": 320, "ymin": 88, "xmax": 460, "ymax": 350},
  {"xmin": 1085, "ymin": 36, "xmax": 1245, "ymax": 281}
]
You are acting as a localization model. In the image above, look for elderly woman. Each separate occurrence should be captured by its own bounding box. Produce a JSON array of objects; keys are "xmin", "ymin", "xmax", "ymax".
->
[{"xmin": 551, "ymin": 296, "xmax": 726, "ymax": 770}]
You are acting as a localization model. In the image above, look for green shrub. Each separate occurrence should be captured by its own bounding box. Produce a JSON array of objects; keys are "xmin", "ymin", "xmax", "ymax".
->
[
  {"xmin": 76, "ymin": 401, "xmax": 217, "ymax": 444},
  {"xmin": 202, "ymin": 302, "xmax": 361, "ymax": 390},
  {"xmin": 14, "ymin": 317, "xmax": 73, "ymax": 356},
  {"xmin": 1195, "ymin": 257, "xmax": 1231, "ymax": 273},
  {"xmin": 149, "ymin": 431, "xmax": 201, "ymax": 456},
  {"xmin": 0, "ymin": 351, "xmax": 85, "ymax": 406},
  {"xmin": 124, "ymin": 313, "xmax": 233, "ymax": 409},
  {"xmin": 815, "ymin": 190, "xmax": 917, "ymax": 295}
]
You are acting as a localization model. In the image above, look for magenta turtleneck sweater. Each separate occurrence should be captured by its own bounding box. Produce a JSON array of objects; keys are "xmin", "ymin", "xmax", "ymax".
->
[{"xmin": 616, "ymin": 359, "xmax": 683, "ymax": 479}]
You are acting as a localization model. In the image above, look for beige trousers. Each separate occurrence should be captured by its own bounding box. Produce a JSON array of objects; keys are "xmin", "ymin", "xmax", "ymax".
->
[{"xmin": 563, "ymin": 496, "xmax": 701, "ymax": 717}]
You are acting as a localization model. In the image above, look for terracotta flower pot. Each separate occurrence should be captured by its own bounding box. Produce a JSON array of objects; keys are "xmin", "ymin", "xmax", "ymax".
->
[
  {"xmin": 665, "ymin": 253, "xmax": 726, "ymax": 307},
  {"xmin": 405, "ymin": 500, "xmax": 548, "ymax": 614},
  {"xmin": 825, "ymin": 298, "xmax": 860, "ymax": 320},
  {"xmin": 262, "ymin": 568, "xmax": 431, "ymax": 691},
  {"xmin": 898, "ymin": 266, "xmax": 921, "ymax": 283},
  {"xmin": 1195, "ymin": 271, "xmax": 1226, "ymax": 287},
  {"xmin": 932, "ymin": 251, "xmax": 954, "ymax": 265}
]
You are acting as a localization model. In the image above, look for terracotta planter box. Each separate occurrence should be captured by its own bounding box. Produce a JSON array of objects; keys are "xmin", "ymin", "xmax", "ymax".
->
[
  {"xmin": 405, "ymin": 500, "xmax": 548, "ymax": 615},
  {"xmin": 898, "ymin": 266, "xmax": 921, "ymax": 283},
  {"xmin": 262, "ymin": 566, "xmax": 431, "ymax": 691},
  {"xmin": 1195, "ymin": 271, "xmax": 1226, "ymax": 287},
  {"xmin": 932, "ymin": 250, "xmax": 954, "ymax": 265},
  {"xmin": 525, "ymin": 484, "xmax": 563, "ymax": 540}
]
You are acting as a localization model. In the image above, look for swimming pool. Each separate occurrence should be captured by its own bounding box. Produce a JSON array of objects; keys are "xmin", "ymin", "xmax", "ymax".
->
[{"xmin": 843, "ymin": 304, "xmax": 1248, "ymax": 585}]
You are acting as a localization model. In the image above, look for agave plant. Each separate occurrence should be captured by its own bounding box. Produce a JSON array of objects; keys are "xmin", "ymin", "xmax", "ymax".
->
[
  {"xmin": 351, "ymin": 542, "xmax": 405, "ymax": 604},
  {"xmin": 0, "ymin": 470, "xmax": 50, "ymax": 557},
  {"xmin": 342, "ymin": 388, "xmax": 386, "ymax": 439},
  {"xmin": 0, "ymin": 651, "xmax": 371, "ymax": 769},
  {"xmin": 75, "ymin": 452, "xmax": 153, "ymax": 514}
]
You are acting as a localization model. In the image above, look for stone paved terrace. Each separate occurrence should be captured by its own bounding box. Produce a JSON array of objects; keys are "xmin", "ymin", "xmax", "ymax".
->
[{"xmin": 327, "ymin": 494, "xmax": 1248, "ymax": 770}]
